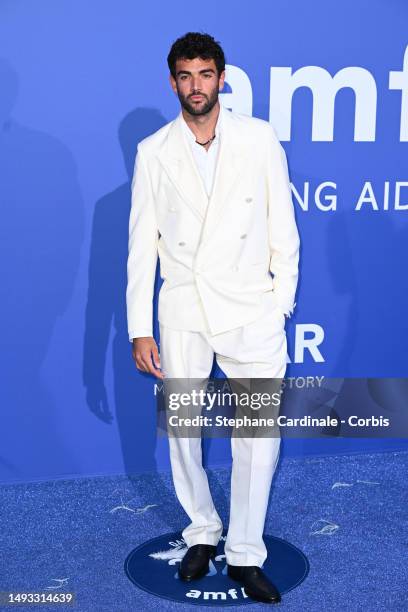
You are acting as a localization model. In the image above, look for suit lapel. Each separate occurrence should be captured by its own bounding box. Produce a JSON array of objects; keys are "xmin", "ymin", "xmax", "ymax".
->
[
  {"xmin": 157, "ymin": 111, "xmax": 208, "ymax": 221},
  {"xmin": 157, "ymin": 105, "xmax": 248, "ymax": 240},
  {"xmin": 200, "ymin": 107, "xmax": 248, "ymax": 245}
]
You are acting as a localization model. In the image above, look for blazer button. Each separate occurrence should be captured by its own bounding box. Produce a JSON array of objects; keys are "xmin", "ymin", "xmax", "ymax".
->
[
  {"xmin": 178, "ymin": 241, "xmax": 186, "ymax": 246},
  {"xmin": 245, "ymin": 197, "xmax": 253, "ymax": 203},
  {"xmin": 240, "ymin": 234, "xmax": 247, "ymax": 239}
]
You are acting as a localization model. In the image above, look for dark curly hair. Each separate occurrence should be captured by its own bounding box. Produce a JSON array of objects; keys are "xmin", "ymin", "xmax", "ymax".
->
[{"xmin": 167, "ymin": 32, "xmax": 226, "ymax": 79}]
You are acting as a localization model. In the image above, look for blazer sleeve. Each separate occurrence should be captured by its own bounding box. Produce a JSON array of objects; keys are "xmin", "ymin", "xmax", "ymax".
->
[
  {"xmin": 126, "ymin": 146, "xmax": 159, "ymax": 341},
  {"xmin": 266, "ymin": 126, "xmax": 300, "ymax": 318}
]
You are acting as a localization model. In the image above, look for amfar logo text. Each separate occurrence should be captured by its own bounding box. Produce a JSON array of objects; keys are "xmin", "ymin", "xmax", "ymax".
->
[{"xmin": 222, "ymin": 45, "xmax": 408, "ymax": 141}]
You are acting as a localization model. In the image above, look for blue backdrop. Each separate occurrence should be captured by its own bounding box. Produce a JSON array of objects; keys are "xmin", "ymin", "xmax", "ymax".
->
[{"xmin": 1, "ymin": 0, "xmax": 407, "ymax": 484}]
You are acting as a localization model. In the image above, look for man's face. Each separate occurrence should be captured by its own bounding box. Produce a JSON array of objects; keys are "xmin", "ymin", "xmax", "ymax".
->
[{"xmin": 170, "ymin": 57, "xmax": 225, "ymax": 116}]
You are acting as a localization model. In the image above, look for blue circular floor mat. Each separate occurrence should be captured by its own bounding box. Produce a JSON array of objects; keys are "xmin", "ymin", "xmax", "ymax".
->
[{"xmin": 124, "ymin": 530, "xmax": 309, "ymax": 606}]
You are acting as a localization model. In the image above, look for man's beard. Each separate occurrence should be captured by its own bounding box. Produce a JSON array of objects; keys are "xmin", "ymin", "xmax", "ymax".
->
[{"xmin": 178, "ymin": 86, "xmax": 219, "ymax": 116}]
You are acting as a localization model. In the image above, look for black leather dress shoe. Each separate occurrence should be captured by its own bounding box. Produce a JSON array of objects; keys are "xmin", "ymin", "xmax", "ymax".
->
[
  {"xmin": 178, "ymin": 544, "xmax": 218, "ymax": 581},
  {"xmin": 227, "ymin": 564, "xmax": 281, "ymax": 603}
]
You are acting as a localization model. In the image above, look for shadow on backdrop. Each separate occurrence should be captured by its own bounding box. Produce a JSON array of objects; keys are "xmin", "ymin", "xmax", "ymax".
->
[{"xmin": 0, "ymin": 58, "xmax": 85, "ymax": 481}]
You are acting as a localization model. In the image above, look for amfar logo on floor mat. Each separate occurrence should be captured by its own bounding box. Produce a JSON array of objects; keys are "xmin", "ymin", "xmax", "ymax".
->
[{"xmin": 124, "ymin": 531, "xmax": 308, "ymax": 605}]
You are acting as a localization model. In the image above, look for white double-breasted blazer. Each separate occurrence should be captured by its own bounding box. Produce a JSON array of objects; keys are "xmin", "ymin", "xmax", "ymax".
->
[{"xmin": 126, "ymin": 103, "xmax": 300, "ymax": 341}]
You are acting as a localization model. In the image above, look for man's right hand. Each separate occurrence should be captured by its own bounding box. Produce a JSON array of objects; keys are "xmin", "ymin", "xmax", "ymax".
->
[{"xmin": 132, "ymin": 337, "xmax": 164, "ymax": 379}]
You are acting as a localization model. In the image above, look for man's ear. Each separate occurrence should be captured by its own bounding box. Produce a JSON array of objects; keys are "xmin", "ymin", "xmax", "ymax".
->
[
  {"xmin": 218, "ymin": 70, "xmax": 226, "ymax": 92},
  {"xmin": 169, "ymin": 73, "xmax": 177, "ymax": 94}
]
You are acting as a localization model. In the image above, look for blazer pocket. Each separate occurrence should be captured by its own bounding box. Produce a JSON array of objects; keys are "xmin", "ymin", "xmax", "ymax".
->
[
  {"xmin": 249, "ymin": 261, "xmax": 269, "ymax": 272},
  {"xmin": 244, "ymin": 261, "xmax": 270, "ymax": 281}
]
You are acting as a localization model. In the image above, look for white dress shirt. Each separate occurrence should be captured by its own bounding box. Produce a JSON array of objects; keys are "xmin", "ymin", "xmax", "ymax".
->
[{"xmin": 180, "ymin": 107, "xmax": 222, "ymax": 200}]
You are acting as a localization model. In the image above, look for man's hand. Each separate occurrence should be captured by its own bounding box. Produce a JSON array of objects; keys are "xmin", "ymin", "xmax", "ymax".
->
[{"xmin": 132, "ymin": 337, "xmax": 164, "ymax": 379}]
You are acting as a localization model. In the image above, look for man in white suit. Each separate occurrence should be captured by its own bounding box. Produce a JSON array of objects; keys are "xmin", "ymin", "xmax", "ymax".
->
[{"xmin": 127, "ymin": 32, "xmax": 300, "ymax": 603}]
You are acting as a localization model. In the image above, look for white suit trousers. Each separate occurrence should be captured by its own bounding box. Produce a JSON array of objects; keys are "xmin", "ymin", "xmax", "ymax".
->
[{"xmin": 159, "ymin": 291, "xmax": 287, "ymax": 568}]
